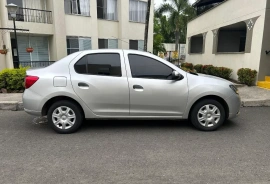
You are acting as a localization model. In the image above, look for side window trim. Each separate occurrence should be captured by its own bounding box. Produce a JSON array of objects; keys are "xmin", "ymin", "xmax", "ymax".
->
[
  {"xmin": 74, "ymin": 53, "xmax": 122, "ymax": 77},
  {"xmin": 127, "ymin": 54, "xmax": 174, "ymax": 80}
]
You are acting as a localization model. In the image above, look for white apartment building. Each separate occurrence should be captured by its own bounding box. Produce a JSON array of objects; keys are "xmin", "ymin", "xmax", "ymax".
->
[
  {"xmin": 0, "ymin": 0, "xmax": 153, "ymax": 70},
  {"xmin": 186, "ymin": 0, "xmax": 270, "ymax": 81}
]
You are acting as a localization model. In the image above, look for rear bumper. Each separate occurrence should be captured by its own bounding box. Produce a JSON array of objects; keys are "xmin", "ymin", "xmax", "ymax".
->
[
  {"xmin": 23, "ymin": 90, "xmax": 44, "ymax": 116},
  {"xmin": 24, "ymin": 108, "xmax": 42, "ymax": 116}
]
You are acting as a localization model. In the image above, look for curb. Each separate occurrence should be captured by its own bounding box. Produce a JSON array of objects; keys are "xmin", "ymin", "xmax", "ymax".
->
[
  {"xmin": 0, "ymin": 100, "xmax": 270, "ymax": 111},
  {"xmin": 241, "ymin": 99, "xmax": 270, "ymax": 107},
  {"xmin": 0, "ymin": 101, "xmax": 24, "ymax": 111}
]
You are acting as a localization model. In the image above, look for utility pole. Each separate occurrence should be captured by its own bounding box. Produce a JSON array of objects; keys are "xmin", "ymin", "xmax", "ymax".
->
[{"xmin": 143, "ymin": 0, "xmax": 151, "ymax": 52}]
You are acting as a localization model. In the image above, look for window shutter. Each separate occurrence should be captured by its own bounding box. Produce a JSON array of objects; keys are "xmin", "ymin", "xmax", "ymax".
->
[
  {"xmin": 17, "ymin": 36, "xmax": 31, "ymax": 62},
  {"xmin": 36, "ymin": 37, "xmax": 49, "ymax": 61},
  {"xmin": 29, "ymin": 36, "xmax": 49, "ymax": 61},
  {"xmin": 108, "ymin": 39, "xmax": 118, "ymax": 49},
  {"xmin": 138, "ymin": 40, "xmax": 144, "ymax": 51},
  {"xmin": 79, "ymin": 38, "xmax": 91, "ymax": 50}
]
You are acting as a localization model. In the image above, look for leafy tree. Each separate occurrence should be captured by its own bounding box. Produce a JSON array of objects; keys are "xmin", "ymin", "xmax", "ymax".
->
[
  {"xmin": 153, "ymin": 17, "xmax": 166, "ymax": 55},
  {"xmin": 157, "ymin": 0, "xmax": 196, "ymax": 49}
]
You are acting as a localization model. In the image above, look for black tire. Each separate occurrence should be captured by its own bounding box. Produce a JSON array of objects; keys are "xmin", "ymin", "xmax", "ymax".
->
[
  {"xmin": 47, "ymin": 100, "xmax": 83, "ymax": 134},
  {"xmin": 190, "ymin": 99, "xmax": 225, "ymax": 131}
]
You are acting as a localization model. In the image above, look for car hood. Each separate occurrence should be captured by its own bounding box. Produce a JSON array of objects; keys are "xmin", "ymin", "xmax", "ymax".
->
[
  {"xmin": 188, "ymin": 73, "xmax": 233, "ymax": 86},
  {"xmin": 198, "ymin": 73, "xmax": 230, "ymax": 81}
]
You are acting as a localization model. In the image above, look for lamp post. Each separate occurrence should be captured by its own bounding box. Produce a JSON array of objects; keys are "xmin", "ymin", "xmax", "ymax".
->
[{"xmin": 6, "ymin": 3, "xmax": 20, "ymax": 68}]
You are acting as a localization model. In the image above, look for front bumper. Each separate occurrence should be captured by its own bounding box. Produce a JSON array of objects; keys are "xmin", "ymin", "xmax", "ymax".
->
[{"xmin": 227, "ymin": 94, "xmax": 241, "ymax": 119}]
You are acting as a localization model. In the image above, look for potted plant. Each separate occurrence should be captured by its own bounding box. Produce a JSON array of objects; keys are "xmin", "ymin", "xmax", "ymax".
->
[
  {"xmin": 26, "ymin": 47, "xmax": 34, "ymax": 53},
  {"xmin": 0, "ymin": 45, "xmax": 8, "ymax": 55},
  {"xmin": 0, "ymin": 49, "xmax": 7, "ymax": 54}
]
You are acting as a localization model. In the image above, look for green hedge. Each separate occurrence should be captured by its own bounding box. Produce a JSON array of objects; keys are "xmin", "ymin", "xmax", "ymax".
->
[
  {"xmin": 211, "ymin": 67, "xmax": 233, "ymax": 80},
  {"xmin": 180, "ymin": 63, "xmax": 233, "ymax": 80},
  {"xmin": 237, "ymin": 68, "xmax": 257, "ymax": 86},
  {"xmin": 181, "ymin": 63, "xmax": 194, "ymax": 70},
  {"xmin": 202, "ymin": 65, "xmax": 215, "ymax": 75},
  {"xmin": 194, "ymin": 64, "xmax": 203, "ymax": 73},
  {"xmin": 181, "ymin": 67, "xmax": 196, "ymax": 73},
  {"xmin": 0, "ymin": 67, "xmax": 29, "ymax": 92}
]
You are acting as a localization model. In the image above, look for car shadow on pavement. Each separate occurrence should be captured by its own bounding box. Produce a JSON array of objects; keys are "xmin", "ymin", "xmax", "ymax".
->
[
  {"xmin": 81, "ymin": 119, "xmax": 193, "ymax": 130},
  {"xmin": 29, "ymin": 117, "xmax": 239, "ymax": 133},
  {"xmin": 80, "ymin": 119, "xmax": 238, "ymax": 132}
]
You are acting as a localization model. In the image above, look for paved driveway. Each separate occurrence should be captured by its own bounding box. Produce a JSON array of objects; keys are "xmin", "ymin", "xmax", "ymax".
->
[{"xmin": 0, "ymin": 108, "xmax": 270, "ymax": 184}]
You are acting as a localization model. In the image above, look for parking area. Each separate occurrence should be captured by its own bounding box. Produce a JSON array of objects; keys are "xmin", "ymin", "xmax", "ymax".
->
[{"xmin": 0, "ymin": 107, "xmax": 270, "ymax": 184}]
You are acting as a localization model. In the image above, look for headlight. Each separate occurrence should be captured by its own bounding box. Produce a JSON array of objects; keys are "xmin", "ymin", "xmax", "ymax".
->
[{"xmin": 229, "ymin": 85, "xmax": 238, "ymax": 94}]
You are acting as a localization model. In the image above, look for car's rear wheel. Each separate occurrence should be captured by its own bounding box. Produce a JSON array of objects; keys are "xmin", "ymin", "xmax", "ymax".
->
[
  {"xmin": 47, "ymin": 100, "xmax": 83, "ymax": 134},
  {"xmin": 190, "ymin": 99, "xmax": 225, "ymax": 131}
]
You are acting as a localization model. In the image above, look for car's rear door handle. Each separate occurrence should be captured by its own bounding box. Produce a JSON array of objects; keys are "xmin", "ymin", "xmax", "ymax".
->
[
  {"xmin": 78, "ymin": 82, "xmax": 89, "ymax": 89},
  {"xmin": 133, "ymin": 85, "xmax": 144, "ymax": 92}
]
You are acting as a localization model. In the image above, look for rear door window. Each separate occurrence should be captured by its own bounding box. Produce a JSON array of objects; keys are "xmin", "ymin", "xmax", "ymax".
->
[{"xmin": 74, "ymin": 53, "xmax": 122, "ymax": 77}]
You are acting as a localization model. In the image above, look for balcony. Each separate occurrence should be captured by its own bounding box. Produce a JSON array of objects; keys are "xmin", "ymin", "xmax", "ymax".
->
[
  {"xmin": 8, "ymin": 7, "xmax": 52, "ymax": 24},
  {"xmin": 14, "ymin": 61, "xmax": 55, "ymax": 68}
]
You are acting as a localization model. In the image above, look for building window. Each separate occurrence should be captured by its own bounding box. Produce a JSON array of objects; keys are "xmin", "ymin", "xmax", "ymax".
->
[
  {"xmin": 97, "ymin": 0, "xmax": 118, "ymax": 20},
  {"xmin": 190, "ymin": 34, "xmax": 203, "ymax": 54},
  {"xmin": 17, "ymin": 36, "xmax": 49, "ymax": 62},
  {"xmin": 67, "ymin": 37, "xmax": 91, "ymax": 55},
  {"xmin": 128, "ymin": 54, "xmax": 173, "ymax": 80},
  {"xmin": 129, "ymin": 40, "xmax": 144, "ymax": 51},
  {"xmin": 74, "ymin": 53, "xmax": 122, "ymax": 77},
  {"xmin": 64, "ymin": 0, "xmax": 90, "ymax": 16},
  {"xmin": 217, "ymin": 22, "xmax": 247, "ymax": 53},
  {"xmin": 98, "ymin": 39, "xmax": 118, "ymax": 49},
  {"xmin": 129, "ymin": 0, "xmax": 147, "ymax": 23}
]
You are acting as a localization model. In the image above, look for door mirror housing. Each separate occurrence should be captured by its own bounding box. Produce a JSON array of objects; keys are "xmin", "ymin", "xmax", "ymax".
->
[{"xmin": 172, "ymin": 71, "xmax": 183, "ymax": 80}]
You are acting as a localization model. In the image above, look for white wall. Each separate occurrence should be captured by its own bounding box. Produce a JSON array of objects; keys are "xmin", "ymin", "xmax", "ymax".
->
[{"xmin": 186, "ymin": 0, "xmax": 267, "ymax": 80}]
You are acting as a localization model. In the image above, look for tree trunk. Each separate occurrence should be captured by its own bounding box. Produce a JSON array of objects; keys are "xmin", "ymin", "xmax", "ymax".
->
[
  {"xmin": 175, "ymin": 30, "xmax": 179, "ymax": 51},
  {"xmin": 144, "ymin": 0, "xmax": 151, "ymax": 52}
]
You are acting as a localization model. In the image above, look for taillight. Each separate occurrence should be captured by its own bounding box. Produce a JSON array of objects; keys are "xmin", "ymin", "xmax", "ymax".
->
[{"xmin": 25, "ymin": 76, "xmax": 39, "ymax": 89}]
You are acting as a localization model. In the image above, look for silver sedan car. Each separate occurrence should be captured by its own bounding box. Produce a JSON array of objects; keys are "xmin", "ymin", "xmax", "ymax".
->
[{"xmin": 23, "ymin": 49, "xmax": 240, "ymax": 133}]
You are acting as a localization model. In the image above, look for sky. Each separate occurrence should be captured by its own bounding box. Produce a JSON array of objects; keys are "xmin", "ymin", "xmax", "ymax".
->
[{"xmin": 154, "ymin": 0, "xmax": 197, "ymax": 8}]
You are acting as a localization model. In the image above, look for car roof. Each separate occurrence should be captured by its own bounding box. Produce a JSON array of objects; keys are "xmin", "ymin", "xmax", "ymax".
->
[{"xmin": 79, "ymin": 49, "xmax": 149, "ymax": 54}]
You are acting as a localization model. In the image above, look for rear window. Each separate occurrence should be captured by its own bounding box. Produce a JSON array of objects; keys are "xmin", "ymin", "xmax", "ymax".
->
[{"xmin": 74, "ymin": 53, "xmax": 122, "ymax": 77}]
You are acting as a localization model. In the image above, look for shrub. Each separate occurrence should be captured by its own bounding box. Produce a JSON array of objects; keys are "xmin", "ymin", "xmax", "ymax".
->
[
  {"xmin": 217, "ymin": 67, "xmax": 233, "ymax": 80},
  {"xmin": 202, "ymin": 65, "xmax": 214, "ymax": 75},
  {"xmin": 181, "ymin": 62, "xmax": 194, "ymax": 70},
  {"xmin": 210, "ymin": 67, "xmax": 233, "ymax": 80},
  {"xmin": 194, "ymin": 64, "xmax": 203, "ymax": 73},
  {"xmin": 237, "ymin": 68, "xmax": 257, "ymax": 86},
  {"xmin": 181, "ymin": 67, "xmax": 196, "ymax": 73},
  {"xmin": 0, "ymin": 67, "xmax": 29, "ymax": 91}
]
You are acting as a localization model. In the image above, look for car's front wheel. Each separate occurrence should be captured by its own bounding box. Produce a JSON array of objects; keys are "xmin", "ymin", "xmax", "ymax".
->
[
  {"xmin": 190, "ymin": 99, "xmax": 225, "ymax": 131},
  {"xmin": 47, "ymin": 100, "xmax": 83, "ymax": 134}
]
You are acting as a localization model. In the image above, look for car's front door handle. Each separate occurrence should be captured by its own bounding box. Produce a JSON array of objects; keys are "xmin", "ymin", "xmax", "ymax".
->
[
  {"xmin": 133, "ymin": 85, "xmax": 144, "ymax": 92},
  {"xmin": 78, "ymin": 82, "xmax": 89, "ymax": 89}
]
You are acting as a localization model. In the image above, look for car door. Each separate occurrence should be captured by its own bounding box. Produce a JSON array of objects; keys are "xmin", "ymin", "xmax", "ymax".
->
[
  {"xmin": 124, "ymin": 51, "xmax": 189, "ymax": 117},
  {"xmin": 70, "ymin": 50, "xmax": 129, "ymax": 116}
]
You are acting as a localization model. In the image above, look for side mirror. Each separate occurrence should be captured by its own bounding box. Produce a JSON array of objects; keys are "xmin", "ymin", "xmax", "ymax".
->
[{"xmin": 172, "ymin": 71, "xmax": 183, "ymax": 80}]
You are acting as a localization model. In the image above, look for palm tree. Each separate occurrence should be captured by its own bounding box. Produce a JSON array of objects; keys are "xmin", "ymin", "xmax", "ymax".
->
[{"xmin": 158, "ymin": 0, "xmax": 189, "ymax": 51}]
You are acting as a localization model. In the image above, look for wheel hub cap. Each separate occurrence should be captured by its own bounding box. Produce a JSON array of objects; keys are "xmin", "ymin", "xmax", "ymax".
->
[
  {"xmin": 52, "ymin": 106, "xmax": 76, "ymax": 130},
  {"xmin": 197, "ymin": 104, "xmax": 221, "ymax": 128}
]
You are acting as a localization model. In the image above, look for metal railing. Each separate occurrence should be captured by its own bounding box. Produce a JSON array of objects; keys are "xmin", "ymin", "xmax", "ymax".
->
[
  {"xmin": 8, "ymin": 7, "xmax": 53, "ymax": 24},
  {"xmin": 14, "ymin": 61, "xmax": 55, "ymax": 68}
]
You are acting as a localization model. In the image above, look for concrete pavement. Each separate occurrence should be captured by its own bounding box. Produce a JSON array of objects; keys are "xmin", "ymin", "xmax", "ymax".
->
[
  {"xmin": 1, "ymin": 86, "xmax": 270, "ymax": 111},
  {"xmin": 0, "ymin": 108, "xmax": 270, "ymax": 183}
]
